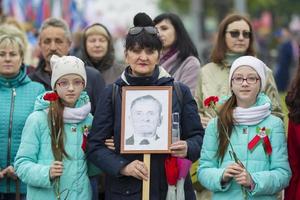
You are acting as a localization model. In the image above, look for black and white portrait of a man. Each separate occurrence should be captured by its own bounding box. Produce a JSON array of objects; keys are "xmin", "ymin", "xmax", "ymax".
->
[
  {"xmin": 121, "ymin": 88, "xmax": 171, "ymax": 153},
  {"xmin": 126, "ymin": 95, "xmax": 162, "ymax": 146}
]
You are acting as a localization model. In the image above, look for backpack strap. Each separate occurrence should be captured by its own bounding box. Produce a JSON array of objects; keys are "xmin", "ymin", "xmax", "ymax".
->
[
  {"xmin": 112, "ymin": 83, "xmax": 119, "ymax": 137},
  {"xmin": 112, "ymin": 83, "xmax": 118, "ymax": 111},
  {"xmin": 173, "ymin": 82, "xmax": 183, "ymax": 110}
]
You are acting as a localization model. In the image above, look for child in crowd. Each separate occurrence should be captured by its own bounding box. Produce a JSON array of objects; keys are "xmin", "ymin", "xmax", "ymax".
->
[
  {"xmin": 15, "ymin": 55, "xmax": 92, "ymax": 200},
  {"xmin": 198, "ymin": 56, "xmax": 291, "ymax": 200}
]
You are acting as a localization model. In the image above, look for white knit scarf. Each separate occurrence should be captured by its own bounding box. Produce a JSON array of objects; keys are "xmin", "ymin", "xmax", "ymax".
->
[
  {"xmin": 63, "ymin": 102, "xmax": 91, "ymax": 123},
  {"xmin": 233, "ymin": 103, "xmax": 271, "ymax": 125}
]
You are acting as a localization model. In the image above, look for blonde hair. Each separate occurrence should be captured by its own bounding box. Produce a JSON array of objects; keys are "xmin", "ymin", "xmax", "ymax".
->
[
  {"xmin": 0, "ymin": 34, "xmax": 25, "ymax": 59},
  {"xmin": 85, "ymin": 24, "xmax": 109, "ymax": 39},
  {"xmin": 0, "ymin": 24, "xmax": 27, "ymax": 51}
]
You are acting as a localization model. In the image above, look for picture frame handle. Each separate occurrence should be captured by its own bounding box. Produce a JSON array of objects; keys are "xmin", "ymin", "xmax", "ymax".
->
[{"xmin": 142, "ymin": 154, "xmax": 151, "ymax": 200}]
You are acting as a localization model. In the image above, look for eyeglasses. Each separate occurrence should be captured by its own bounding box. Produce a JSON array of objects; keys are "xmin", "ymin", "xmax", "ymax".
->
[
  {"xmin": 226, "ymin": 30, "xmax": 251, "ymax": 39},
  {"xmin": 128, "ymin": 26, "xmax": 158, "ymax": 35},
  {"xmin": 56, "ymin": 80, "xmax": 84, "ymax": 89},
  {"xmin": 231, "ymin": 76, "xmax": 259, "ymax": 85}
]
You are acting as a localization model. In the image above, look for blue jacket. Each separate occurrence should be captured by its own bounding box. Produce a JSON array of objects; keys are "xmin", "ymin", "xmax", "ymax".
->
[
  {"xmin": 87, "ymin": 66, "xmax": 204, "ymax": 200},
  {"xmin": 14, "ymin": 92, "xmax": 93, "ymax": 200},
  {"xmin": 0, "ymin": 65, "xmax": 44, "ymax": 194},
  {"xmin": 274, "ymin": 40, "xmax": 296, "ymax": 92},
  {"xmin": 198, "ymin": 94, "xmax": 291, "ymax": 200}
]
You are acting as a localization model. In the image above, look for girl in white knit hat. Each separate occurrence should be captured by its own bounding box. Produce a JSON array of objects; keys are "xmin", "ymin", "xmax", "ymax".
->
[
  {"xmin": 14, "ymin": 55, "xmax": 94, "ymax": 200},
  {"xmin": 198, "ymin": 56, "xmax": 291, "ymax": 200}
]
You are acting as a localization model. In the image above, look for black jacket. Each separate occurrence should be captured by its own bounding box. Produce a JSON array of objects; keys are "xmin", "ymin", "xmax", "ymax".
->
[
  {"xmin": 88, "ymin": 66, "xmax": 204, "ymax": 200},
  {"xmin": 29, "ymin": 59, "xmax": 105, "ymax": 114}
]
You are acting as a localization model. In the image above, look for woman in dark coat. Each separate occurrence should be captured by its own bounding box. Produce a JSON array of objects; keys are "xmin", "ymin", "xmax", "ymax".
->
[{"xmin": 87, "ymin": 12, "xmax": 204, "ymax": 199}]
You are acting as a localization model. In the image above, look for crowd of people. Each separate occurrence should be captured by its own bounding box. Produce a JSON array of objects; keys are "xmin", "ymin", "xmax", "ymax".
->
[{"xmin": 0, "ymin": 10, "xmax": 299, "ymax": 200}]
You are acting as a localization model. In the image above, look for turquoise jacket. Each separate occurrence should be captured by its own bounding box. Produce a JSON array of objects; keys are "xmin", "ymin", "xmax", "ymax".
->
[
  {"xmin": 0, "ymin": 65, "xmax": 44, "ymax": 194},
  {"xmin": 14, "ymin": 92, "xmax": 93, "ymax": 200},
  {"xmin": 197, "ymin": 93, "xmax": 291, "ymax": 200}
]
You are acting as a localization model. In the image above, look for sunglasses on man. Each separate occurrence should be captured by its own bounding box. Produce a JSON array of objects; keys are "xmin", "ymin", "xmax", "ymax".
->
[
  {"xmin": 226, "ymin": 30, "xmax": 251, "ymax": 39},
  {"xmin": 128, "ymin": 26, "xmax": 158, "ymax": 35}
]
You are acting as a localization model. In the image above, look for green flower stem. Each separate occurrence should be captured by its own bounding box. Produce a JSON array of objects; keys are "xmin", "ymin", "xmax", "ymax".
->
[{"xmin": 54, "ymin": 177, "xmax": 61, "ymax": 200}]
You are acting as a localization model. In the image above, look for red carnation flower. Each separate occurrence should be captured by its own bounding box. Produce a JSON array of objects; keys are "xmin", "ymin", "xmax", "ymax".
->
[
  {"xmin": 204, "ymin": 96, "xmax": 219, "ymax": 107},
  {"xmin": 43, "ymin": 92, "xmax": 59, "ymax": 101}
]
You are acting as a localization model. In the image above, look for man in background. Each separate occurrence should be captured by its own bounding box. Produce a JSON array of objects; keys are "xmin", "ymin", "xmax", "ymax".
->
[{"xmin": 29, "ymin": 18, "xmax": 105, "ymax": 114}]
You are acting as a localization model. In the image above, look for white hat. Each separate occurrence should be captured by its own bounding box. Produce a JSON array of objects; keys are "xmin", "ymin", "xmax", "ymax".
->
[
  {"xmin": 229, "ymin": 56, "xmax": 267, "ymax": 91},
  {"xmin": 50, "ymin": 55, "xmax": 87, "ymax": 89}
]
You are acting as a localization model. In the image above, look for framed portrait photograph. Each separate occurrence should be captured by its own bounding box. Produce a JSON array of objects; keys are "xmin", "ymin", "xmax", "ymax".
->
[{"xmin": 120, "ymin": 86, "xmax": 172, "ymax": 154}]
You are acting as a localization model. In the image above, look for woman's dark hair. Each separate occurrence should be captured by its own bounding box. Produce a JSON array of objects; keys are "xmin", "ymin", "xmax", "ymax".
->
[
  {"xmin": 210, "ymin": 13, "xmax": 256, "ymax": 64},
  {"xmin": 286, "ymin": 54, "xmax": 300, "ymax": 123},
  {"xmin": 217, "ymin": 94, "xmax": 237, "ymax": 162},
  {"xmin": 153, "ymin": 13, "xmax": 199, "ymax": 62},
  {"xmin": 82, "ymin": 23, "xmax": 115, "ymax": 72},
  {"xmin": 125, "ymin": 12, "xmax": 162, "ymax": 51}
]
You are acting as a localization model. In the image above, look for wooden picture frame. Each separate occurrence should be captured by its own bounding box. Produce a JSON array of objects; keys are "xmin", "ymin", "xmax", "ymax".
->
[{"xmin": 120, "ymin": 86, "xmax": 172, "ymax": 154}]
